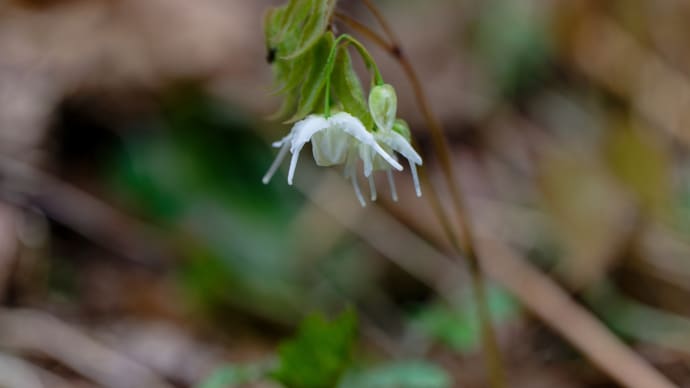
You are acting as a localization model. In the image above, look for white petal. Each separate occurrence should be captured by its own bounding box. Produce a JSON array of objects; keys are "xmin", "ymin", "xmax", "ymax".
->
[
  {"xmin": 262, "ymin": 142, "xmax": 290, "ymax": 184},
  {"xmin": 330, "ymin": 112, "xmax": 402, "ymax": 172},
  {"xmin": 312, "ymin": 128, "xmax": 350, "ymax": 166},
  {"xmin": 286, "ymin": 115, "xmax": 329, "ymax": 185},
  {"xmin": 289, "ymin": 114, "xmax": 329, "ymax": 153},
  {"xmin": 329, "ymin": 112, "xmax": 376, "ymax": 147},
  {"xmin": 372, "ymin": 142, "xmax": 403, "ymax": 171},
  {"xmin": 387, "ymin": 131, "xmax": 422, "ymax": 165}
]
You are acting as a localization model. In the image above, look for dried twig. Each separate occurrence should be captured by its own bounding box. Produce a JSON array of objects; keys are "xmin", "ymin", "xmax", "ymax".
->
[
  {"xmin": 0, "ymin": 155, "xmax": 172, "ymax": 267},
  {"xmin": 0, "ymin": 308, "xmax": 172, "ymax": 388}
]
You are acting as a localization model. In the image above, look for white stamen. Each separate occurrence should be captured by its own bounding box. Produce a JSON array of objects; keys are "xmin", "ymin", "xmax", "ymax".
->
[
  {"xmin": 368, "ymin": 175, "xmax": 378, "ymax": 201},
  {"xmin": 263, "ymin": 142, "xmax": 290, "ymax": 184},
  {"xmin": 387, "ymin": 169, "xmax": 398, "ymax": 202},
  {"xmin": 352, "ymin": 175, "xmax": 366, "ymax": 207},
  {"xmin": 409, "ymin": 160, "xmax": 422, "ymax": 197},
  {"xmin": 287, "ymin": 147, "xmax": 302, "ymax": 185}
]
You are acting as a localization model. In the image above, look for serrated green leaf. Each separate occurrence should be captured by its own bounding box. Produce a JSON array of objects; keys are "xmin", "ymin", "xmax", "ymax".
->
[
  {"xmin": 331, "ymin": 46, "xmax": 373, "ymax": 129},
  {"xmin": 272, "ymin": 309, "xmax": 358, "ymax": 388},
  {"xmin": 272, "ymin": 0, "xmax": 315, "ymax": 49},
  {"xmin": 339, "ymin": 361, "xmax": 452, "ymax": 388},
  {"xmin": 285, "ymin": 33, "xmax": 335, "ymax": 123},
  {"xmin": 264, "ymin": 6, "xmax": 283, "ymax": 45},
  {"xmin": 282, "ymin": 0, "xmax": 336, "ymax": 60},
  {"xmin": 274, "ymin": 52, "xmax": 313, "ymax": 97}
]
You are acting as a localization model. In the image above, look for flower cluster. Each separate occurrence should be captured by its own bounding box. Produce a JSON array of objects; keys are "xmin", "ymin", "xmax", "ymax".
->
[
  {"xmin": 263, "ymin": 3, "xmax": 422, "ymax": 206},
  {"xmin": 263, "ymin": 84, "xmax": 422, "ymax": 206}
]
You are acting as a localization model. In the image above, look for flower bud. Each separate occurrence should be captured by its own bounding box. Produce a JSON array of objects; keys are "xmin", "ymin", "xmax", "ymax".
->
[{"xmin": 368, "ymin": 84, "xmax": 397, "ymax": 131}]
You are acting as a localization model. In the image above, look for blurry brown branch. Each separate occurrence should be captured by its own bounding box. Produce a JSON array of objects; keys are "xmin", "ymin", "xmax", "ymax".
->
[
  {"xmin": 337, "ymin": 5, "xmax": 679, "ymax": 388},
  {"xmin": 338, "ymin": 4, "xmax": 507, "ymax": 386},
  {"xmin": 0, "ymin": 308, "xmax": 171, "ymax": 388},
  {"xmin": 0, "ymin": 155, "xmax": 173, "ymax": 268},
  {"xmin": 295, "ymin": 158, "xmax": 679, "ymax": 387},
  {"xmin": 567, "ymin": 14, "xmax": 690, "ymax": 146},
  {"xmin": 478, "ymin": 240, "xmax": 677, "ymax": 388},
  {"xmin": 0, "ymin": 352, "xmax": 81, "ymax": 388}
]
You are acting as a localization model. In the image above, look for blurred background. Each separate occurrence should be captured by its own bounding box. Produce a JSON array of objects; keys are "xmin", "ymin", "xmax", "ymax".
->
[{"xmin": 2, "ymin": 0, "xmax": 690, "ymax": 387}]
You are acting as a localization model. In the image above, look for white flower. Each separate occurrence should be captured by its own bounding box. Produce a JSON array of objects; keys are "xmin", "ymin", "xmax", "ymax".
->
[
  {"xmin": 262, "ymin": 112, "xmax": 403, "ymax": 206},
  {"xmin": 368, "ymin": 84, "xmax": 423, "ymax": 200}
]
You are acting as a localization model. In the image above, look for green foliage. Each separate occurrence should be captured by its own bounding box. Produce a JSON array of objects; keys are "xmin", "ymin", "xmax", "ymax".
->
[
  {"xmin": 339, "ymin": 361, "xmax": 452, "ymax": 388},
  {"xmin": 412, "ymin": 286, "xmax": 518, "ymax": 353},
  {"xmin": 331, "ymin": 45, "xmax": 374, "ymax": 129},
  {"xmin": 266, "ymin": 0, "xmax": 337, "ymax": 61},
  {"xmin": 604, "ymin": 121, "xmax": 671, "ymax": 218},
  {"xmin": 111, "ymin": 88, "xmax": 308, "ymax": 322},
  {"xmin": 198, "ymin": 362, "xmax": 271, "ymax": 388},
  {"xmin": 473, "ymin": 0, "xmax": 552, "ymax": 99},
  {"xmin": 272, "ymin": 310, "xmax": 358, "ymax": 388},
  {"xmin": 266, "ymin": 0, "xmax": 337, "ymax": 122},
  {"xmin": 286, "ymin": 33, "xmax": 335, "ymax": 123}
]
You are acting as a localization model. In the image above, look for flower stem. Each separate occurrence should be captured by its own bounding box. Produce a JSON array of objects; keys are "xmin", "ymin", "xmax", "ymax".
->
[
  {"xmin": 323, "ymin": 34, "xmax": 384, "ymax": 117},
  {"xmin": 339, "ymin": 4, "xmax": 508, "ymax": 387}
]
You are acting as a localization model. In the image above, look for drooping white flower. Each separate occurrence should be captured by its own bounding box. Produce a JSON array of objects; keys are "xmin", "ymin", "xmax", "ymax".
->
[
  {"xmin": 262, "ymin": 112, "xmax": 402, "ymax": 205},
  {"xmin": 368, "ymin": 84, "xmax": 423, "ymax": 200}
]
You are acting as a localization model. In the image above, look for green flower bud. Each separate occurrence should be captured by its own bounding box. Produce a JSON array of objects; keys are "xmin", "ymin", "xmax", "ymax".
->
[
  {"xmin": 392, "ymin": 118, "xmax": 411, "ymax": 141},
  {"xmin": 368, "ymin": 84, "xmax": 397, "ymax": 131}
]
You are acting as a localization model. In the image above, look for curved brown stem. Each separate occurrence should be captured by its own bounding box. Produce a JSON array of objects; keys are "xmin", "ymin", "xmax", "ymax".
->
[{"xmin": 336, "ymin": 7, "xmax": 507, "ymax": 388}]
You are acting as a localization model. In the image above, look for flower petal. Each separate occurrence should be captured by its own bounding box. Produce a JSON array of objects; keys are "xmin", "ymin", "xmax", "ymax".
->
[
  {"xmin": 289, "ymin": 114, "xmax": 330, "ymax": 153},
  {"xmin": 286, "ymin": 114, "xmax": 330, "ymax": 185},
  {"xmin": 331, "ymin": 112, "xmax": 402, "ymax": 172},
  {"xmin": 387, "ymin": 131, "xmax": 422, "ymax": 165}
]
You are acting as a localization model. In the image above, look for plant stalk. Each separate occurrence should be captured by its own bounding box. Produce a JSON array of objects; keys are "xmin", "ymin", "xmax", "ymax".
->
[{"xmin": 339, "ymin": 3, "xmax": 507, "ymax": 386}]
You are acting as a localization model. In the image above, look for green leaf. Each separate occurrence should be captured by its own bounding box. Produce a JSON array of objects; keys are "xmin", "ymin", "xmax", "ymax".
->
[
  {"xmin": 198, "ymin": 362, "xmax": 270, "ymax": 388},
  {"xmin": 339, "ymin": 361, "xmax": 452, "ymax": 388},
  {"xmin": 264, "ymin": 6, "xmax": 284, "ymax": 50},
  {"xmin": 285, "ymin": 33, "xmax": 335, "ymax": 123},
  {"xmin": 272, "ymin": 309, "xmax": 358, "ymax": 388},
  {"xmin": 412, "ymin": 286, "xmax": 519, "ymax": 353},
  {"xmin": 282, "ymin": 0, "xmax": 337, "ymax": 60},
  {"xmin": 474, "ymin": 0, "xmax": 552, "ymax": 99},
  {"xmin": 274, "ymin": 51, "xmax": 313, "ymax": 97},
  {"xmin": 272, "ymin": 0, "xmax": 315, "ymax": 50},
  {"xmin": 331, "ymin": 46, "xmax": 373, "ymax": 129}
]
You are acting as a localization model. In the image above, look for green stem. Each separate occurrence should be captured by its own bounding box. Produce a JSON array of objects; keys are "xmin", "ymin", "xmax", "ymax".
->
[{"xmin": 323, "ymin": 34, "xmax": 383, "ymax": 117}]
